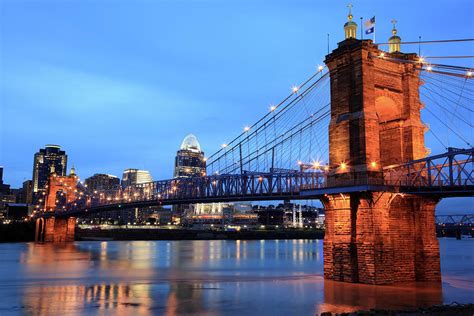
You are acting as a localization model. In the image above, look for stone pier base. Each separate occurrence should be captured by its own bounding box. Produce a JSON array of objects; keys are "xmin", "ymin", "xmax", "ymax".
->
[
  {"xmin": 323, "ymin": 192, "xmax": 440, "ymax": 284},
  {"xmin": 35, "ymin": 217, "xmax": 76, "ymax": 242}
]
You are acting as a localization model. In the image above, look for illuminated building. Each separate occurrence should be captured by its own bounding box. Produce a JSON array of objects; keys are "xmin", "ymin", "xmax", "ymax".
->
[
  {"xmin": 32, "ymin": 145, "xmax": 67, "ymax": 204},
  {"xmin": 192, "ymin": 202, "xmax": 257, "ymax": 227},
  {"xmin": 85, "ymin": 174, "xmax": 120, "ymax": 192},
  {"xmin": 121, "ymin": 169, "xmax": 153, "ymax": 188},
  {"xmin": 174, "ymin": 134, "xmax": 206, "ymax": 178},
  {"xmin": 0, "ymin": 167, "xmax": 15, "ymax": 216},
  {"xmin": 173, "ymin": 134, "xmax": 206, "ymax": 221}
]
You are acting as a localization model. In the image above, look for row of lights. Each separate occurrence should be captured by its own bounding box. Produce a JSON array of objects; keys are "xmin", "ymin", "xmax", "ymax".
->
[
  {"xmin": 379, "ymin": 52, "xmax": 473, "ymax": 77},
  {"xmin": 219, "ymin": 65, "xmax": 327, "ymax": 151}
]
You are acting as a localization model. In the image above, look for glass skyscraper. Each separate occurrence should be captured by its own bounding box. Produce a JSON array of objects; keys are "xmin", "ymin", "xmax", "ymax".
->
[
  {"xmin": 32, "ymin": 144, "xmax": 67, "ymax": 204},
  {"xmin": 174, "ymin": 134, "xmax": 206, "ymax": 178}
]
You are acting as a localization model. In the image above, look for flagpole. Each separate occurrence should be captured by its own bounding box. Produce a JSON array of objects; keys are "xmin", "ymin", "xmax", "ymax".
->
[
  {"xmin": 360, "ymin": 17, "xmax": 363, "ymax": 39},
  {"xmin": 373, "ymin": 24, "xmax": 376, "ymax": 43}
]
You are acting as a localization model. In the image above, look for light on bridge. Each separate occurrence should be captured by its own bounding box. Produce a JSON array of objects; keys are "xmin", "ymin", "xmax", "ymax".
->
[
  {"xmin": 379, "ymin": 52, "xmax": 385, "ymax": 58},
  {"xmin": 222, "ymin": 143, "xmax": 228, "ymax": 148},
  {"xmin": 340, "ymin": 162, "xmax": 347, "ymax": 170},
  {"xmin": 370, "ymin": 161, "xmax": 377, "ymax": 168},
  {"xmin": 467, "ymin": 71, "xmax": 473, "ymax": 77},
  {"xmin": 292, "ymin": 86, "xmax": 299, "ymax": 93},
  {"xmin": 270, "ymin": 105, "xmax": 276, "ymax": 112},
  {"xmin": 318, "ymin": 65, "xmax": 324, "ymax": 71},
  {"xmin": 418, "ymin": 57, "xmax": 425, "ymax": 63},
  {"xmin": 426, "ymin": 65, "xmax": 433, "ymax": 72},
  {"xmin": 244, "ymin": 126, "xmax": 250, "ymax": 132},
  {"xmin": 313, "ymin": 161, "xmax": 321, "ymax": 169}
]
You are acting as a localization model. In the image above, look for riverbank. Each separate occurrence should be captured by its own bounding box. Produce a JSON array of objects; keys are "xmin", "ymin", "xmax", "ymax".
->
[
  {"xmin": 321, "ymin": 303, "xmax": 474, "ymax": 315},
  {"xmin": 0, "ymin": 222, "xmax": 35, "ymax": 242},
  {"xmin": 77, "ymin": 227, "xmax": 325, "ymax": 240}
]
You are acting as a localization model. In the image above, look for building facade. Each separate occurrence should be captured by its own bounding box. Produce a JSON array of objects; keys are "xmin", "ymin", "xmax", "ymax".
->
[
  {"xmin": 32, "ymin": 145, "xmax": 67, "ymax": 204},
  {"xmin": 85, "ymin": 174, "xmax": 120, "ymax": 192},
  {"xmin": 121, "ymin": 169, "xmax": 153, "ymax": 188}
]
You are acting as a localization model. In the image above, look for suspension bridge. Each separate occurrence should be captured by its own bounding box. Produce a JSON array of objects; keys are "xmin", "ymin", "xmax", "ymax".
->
[{"xmin": 35, "ymin": 15, "xmax": 473, "ymax": 285}]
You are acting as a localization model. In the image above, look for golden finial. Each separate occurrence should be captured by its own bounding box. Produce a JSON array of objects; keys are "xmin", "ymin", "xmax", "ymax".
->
[
  {"xmin": 344, "ymin": 3, "xmax": 357, "ymax": 39},
  {"xmin": 347, "ymin": 3, "xmax": 353, "ymax": 21},
  {"xmin": 391, "ymin": 19, "xmax": 398, "ymax": 35},
  {"xmin": 388, "ymin": 19, "xmax": 401, "ymax": 53}
]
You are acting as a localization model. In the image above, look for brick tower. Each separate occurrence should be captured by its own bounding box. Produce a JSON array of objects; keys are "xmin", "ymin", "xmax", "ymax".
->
[
  {"xmin": 322, "ymin": 13, "xmax": 440, "ymax": 284},
  {"xmin": 45, "ymin": 166, "xmax": 78, "ymax": 211}
]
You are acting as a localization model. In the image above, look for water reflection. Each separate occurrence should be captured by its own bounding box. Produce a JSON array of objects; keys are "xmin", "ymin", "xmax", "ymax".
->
[
  {"xmin": 318, "ymin": 280, "xmax": 443, "ymax": 314},
  {"xmin": 0, "ymin": 239, "xmax": 470, "ymax": 315}
]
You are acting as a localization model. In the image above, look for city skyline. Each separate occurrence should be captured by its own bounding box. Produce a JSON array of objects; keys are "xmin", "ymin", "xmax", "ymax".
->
[{"xmin": 1, "ymin": 0, "xmax": 473, "ymax": 213}]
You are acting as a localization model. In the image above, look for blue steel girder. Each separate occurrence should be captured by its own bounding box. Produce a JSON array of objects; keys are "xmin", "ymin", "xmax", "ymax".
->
[{"xmin": 52, "ymin": 148, "xmax": 473, "ymax": 217}]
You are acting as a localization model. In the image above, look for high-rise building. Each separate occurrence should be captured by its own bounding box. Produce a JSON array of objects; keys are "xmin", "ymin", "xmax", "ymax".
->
[
  {"xmin": 173, "ymin": 134, "xmax": 206, "ymax": 223},
  {"xmin": 21, "ymin": 180, "xmax": 33, "ymax": 205},
  {"xmin": 121, "ymin": 169, "xmax": 153, "ymax": 188},
  {"xmin": 174, "ymin": 134, "xmax": 206, "ymax": 178},
  {"xmin": 85, "ymin": 174, "xmax": 120, "ymax": 192},
  {"xmin": 32, "ymin": 145, "xmax": 67, "ymax": 203},
  {"xmin": 0, "ymin": 167, "xmax": 14, "ymax": 215},
  {"xmin": 0, "ymin": 167, "xmax": 11, "ymax": 194}
]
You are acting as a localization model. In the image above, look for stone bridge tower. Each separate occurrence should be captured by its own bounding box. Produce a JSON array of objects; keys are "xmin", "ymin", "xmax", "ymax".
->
[
  {"xmin": 36, "ymin": 167, "xmax": 78, "ymax": 242},
  {"xmin": 45, "ymin": 166, "xmax": 79, "ymax": 211},
  {"xmin": 322, "ymin": 12, "xmax": 440, "ymax": 284}
]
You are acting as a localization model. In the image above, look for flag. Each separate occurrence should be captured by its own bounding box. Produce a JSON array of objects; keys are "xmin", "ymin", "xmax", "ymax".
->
[{"xmin": 365, "ymin": 16, "xmax": 375, "ymax": 35}]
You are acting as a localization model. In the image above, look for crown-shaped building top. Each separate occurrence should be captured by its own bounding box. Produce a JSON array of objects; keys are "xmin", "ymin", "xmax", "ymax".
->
[{"xmin": 344, "ymin": 4, "xmax": 357, "ymax": 39}]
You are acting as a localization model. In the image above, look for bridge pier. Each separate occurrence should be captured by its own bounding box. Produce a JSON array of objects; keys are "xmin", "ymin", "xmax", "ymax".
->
[
  {"xmin": 35, "ymin": 217, "xmax": 76, "ymax": 242},
  {"xmin": 322, "ymin": 193, "xmax": 440, "ymax": 284}
]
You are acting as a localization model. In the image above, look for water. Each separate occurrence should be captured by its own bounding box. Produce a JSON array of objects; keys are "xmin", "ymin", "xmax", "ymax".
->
[{"xmin": 0, "ymin": 238, "xmax": 472, "ymax": 315}]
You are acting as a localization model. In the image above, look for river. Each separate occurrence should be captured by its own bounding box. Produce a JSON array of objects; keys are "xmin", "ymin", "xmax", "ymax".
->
[{"xmin": 0, "ymin": 238, "xmax": 472, "ymax": 315}]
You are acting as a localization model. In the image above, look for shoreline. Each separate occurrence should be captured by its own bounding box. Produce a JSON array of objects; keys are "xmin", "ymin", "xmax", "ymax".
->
[{"xmin": 76, "ymin": 227, "xmax": 325, "ymax": 241}]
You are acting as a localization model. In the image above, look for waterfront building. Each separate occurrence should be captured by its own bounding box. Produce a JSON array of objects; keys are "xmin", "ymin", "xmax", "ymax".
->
[
  {"xmin": 85, "ymin": 174, "xmax": 120, "ymax": 192},
  {"xmin": 121, "ymin": 169, "xmax": 153, "ymax": 188},
  {"xmin": 32, "ymin": 145, "xmax": 67, "ymax": 204},
  {"xmin": 192, "ymin": 202, "xmax": 258, "ymax": 227}
]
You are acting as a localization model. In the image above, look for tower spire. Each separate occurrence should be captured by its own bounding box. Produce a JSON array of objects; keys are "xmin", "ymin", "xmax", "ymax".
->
[
  {"xmin": 388, "ymin": 19, "xmax": 401, "ymax": 53},
  {"xmin": 344, "ymin": 3, "xmax": 357, "ymax": 39}
]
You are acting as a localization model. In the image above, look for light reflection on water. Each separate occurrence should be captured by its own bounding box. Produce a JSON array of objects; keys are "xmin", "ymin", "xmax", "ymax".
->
[{"xmin": 0, "ymin": 239, "xmax": 472, "ymax": 315}]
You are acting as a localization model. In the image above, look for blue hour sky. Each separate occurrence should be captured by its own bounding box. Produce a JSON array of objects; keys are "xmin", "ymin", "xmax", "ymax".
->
[{"xmin": 1, "ymin": 0, "xmax": 473, "ymax": 212}]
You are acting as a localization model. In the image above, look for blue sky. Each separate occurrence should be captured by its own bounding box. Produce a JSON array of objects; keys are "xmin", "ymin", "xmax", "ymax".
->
[{"xmin": 1, "ymin": 0, "xmax": 473, "ymax": 212}]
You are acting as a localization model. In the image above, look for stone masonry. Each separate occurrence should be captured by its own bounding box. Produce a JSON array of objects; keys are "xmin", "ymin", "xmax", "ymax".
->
[{"xmin": 323, "ymin": 39, "xmax": 440, "ymax": 284}]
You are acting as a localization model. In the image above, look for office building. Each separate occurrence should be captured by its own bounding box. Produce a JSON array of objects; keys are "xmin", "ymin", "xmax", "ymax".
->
[
  {"xmin": 0, "ymin": 167, "xmax": 10, "ymax": 194},
  {"xmin": 174, "ymin": 134, "xmax": 206, "ymax": 178},
  {"xmin": 32, "ymin": 145, "xmax": 67, "ymax": 203},
  {"xmin": 121, "ymin": 169, "xmax": 153, "ymax": 187},
  {"xmin": 85, "ymin": 174, "xmax": 120, "ymax": 192}
]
